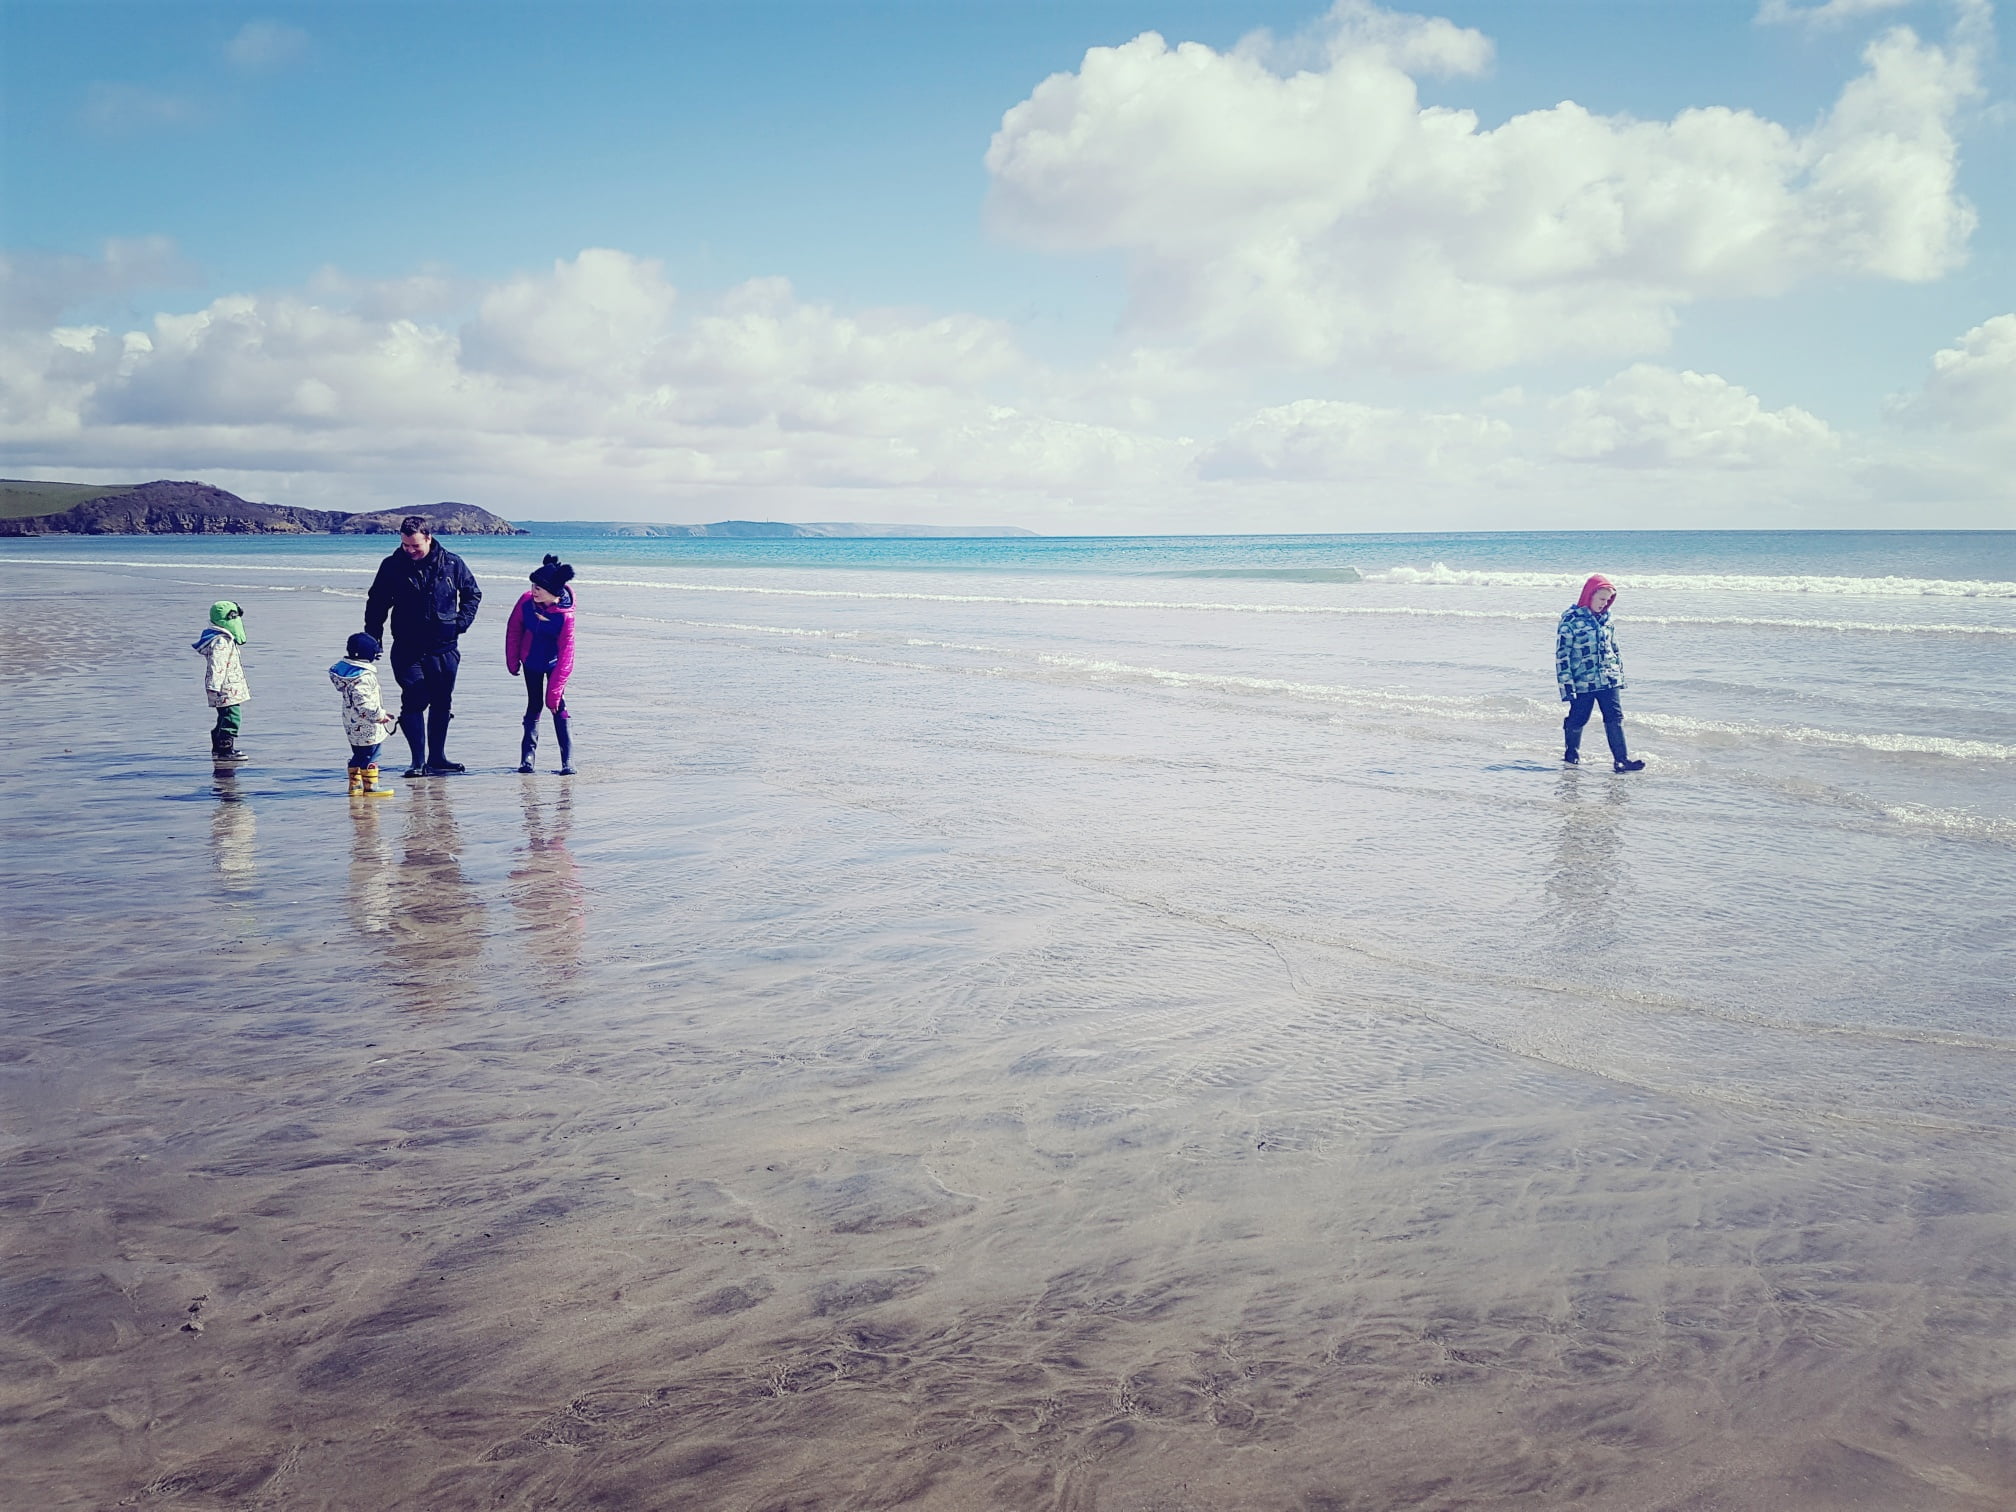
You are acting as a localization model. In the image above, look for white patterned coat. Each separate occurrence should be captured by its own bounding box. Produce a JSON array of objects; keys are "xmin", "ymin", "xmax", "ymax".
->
[
  {"xmin": 194, "ymin": 628, "xmax": 250, "ymax": 707},
  {"xmin": 330, "ymin": 659, "xmax": 396, "ymax": 746}
]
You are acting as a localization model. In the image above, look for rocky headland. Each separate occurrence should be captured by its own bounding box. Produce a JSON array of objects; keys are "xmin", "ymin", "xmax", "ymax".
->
[
  {"xmin": 331, "ymin": 503, "xmax": 521, "ymax": 535},
  {"xmin": 0, "ymin": 480, "xmax": 522, "ymax": 536}
]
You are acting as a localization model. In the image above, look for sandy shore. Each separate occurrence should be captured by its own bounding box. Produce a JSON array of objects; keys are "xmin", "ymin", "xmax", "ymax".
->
[{"xmin": 3, "ymin": 559, "xmax": 2012, "ymax": 1510}]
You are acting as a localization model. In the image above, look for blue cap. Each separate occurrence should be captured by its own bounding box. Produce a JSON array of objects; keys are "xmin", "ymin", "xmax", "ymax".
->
[{"xmin": 346, "ymin": 632, "xmax": 382, "ymax": 660}]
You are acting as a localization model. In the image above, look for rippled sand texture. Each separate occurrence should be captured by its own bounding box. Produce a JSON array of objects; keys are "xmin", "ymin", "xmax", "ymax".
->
[{"xmin": 4, "ymin": 559, "xmax": 2013, "ymax": 1511}]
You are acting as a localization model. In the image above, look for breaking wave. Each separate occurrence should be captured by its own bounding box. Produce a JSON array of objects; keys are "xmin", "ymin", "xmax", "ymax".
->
[
  {"xmin": 1633, "ymin": 711, "xmax": 2015, "ymax": 761},
  {"xmin": 1360, "ymin": 564, "xmax": 2016, "ymax": 598}
]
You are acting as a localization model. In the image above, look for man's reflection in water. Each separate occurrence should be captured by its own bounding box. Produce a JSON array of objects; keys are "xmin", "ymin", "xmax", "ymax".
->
[
  {"xmin": 1546, "ymin": 769, "xmax": 1630, "ymax": 953},
  {"xmin": 209, "ymin": 766, "xmax": 257, "ymax": 888},
  {"xmin": 510, "ymin": 781, "xmax": 585, "ymax": 981},
  {"xmin": 360, "ymin": 782, "xmax": 489, "ymax": 1011}
]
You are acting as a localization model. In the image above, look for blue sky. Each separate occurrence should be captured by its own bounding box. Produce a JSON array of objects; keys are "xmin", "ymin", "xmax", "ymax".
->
[{"xmin": 3, "ymin": 0, "xmax": 2012, "ymax": 529}]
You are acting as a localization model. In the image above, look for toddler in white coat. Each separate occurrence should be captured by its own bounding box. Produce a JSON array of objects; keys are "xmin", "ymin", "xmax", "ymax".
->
[{"xmin": 330, "ymin": 632, "xmax": 398, "ymax": 797}]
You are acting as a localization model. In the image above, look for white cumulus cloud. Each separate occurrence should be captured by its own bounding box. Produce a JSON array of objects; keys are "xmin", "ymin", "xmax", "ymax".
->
[
  {"xmin": 0, "ymin": 248, "xmax": 1181, "ymax": 512},
  {"xmin": 1197, "ymin": 400, "xmax": 1514, "ymax": 481},
  {"xmin": 3, "ymin": 245, "xmax": 2008, "ymax": 529},
  {"xmin": 986, "ymin": 0, "xmax": 1982, "ymax": 371},
  {"xmin": 1550, "ymin": 366, "xmax": 1840, "ymax": 468},
  {"xmin": 1888, "ymin": 314, "xmax": 2016, "ymax": 436}
]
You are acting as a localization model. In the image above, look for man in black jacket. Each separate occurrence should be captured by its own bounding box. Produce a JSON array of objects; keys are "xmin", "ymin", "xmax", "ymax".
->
[{"xmin": 364, "ymin": 515, "xmax": 482, "ymax": 775}]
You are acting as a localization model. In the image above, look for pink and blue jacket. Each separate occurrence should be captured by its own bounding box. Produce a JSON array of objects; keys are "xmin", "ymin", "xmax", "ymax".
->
[{"xmin": 504, "ymin": 589, "xmax": 576, "ymax": 709}]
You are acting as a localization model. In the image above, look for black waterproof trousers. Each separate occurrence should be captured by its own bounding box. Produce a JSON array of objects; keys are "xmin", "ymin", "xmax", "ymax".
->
[
  {"xmin": 392, "ymin": 645, "xmax": 460, "ymax": 768},
  {"xmin": 1563, "ymin": 686, "xmax": 1630, "ymax": 763}
]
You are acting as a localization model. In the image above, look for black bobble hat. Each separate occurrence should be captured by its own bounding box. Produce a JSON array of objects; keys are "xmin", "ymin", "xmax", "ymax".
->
[
  {"xmin": 529, "ymin": 553, "xmax": 575, "ymax": 594},
  {"xmin": 346, "ymin": 632, "xmax": 382, "ymax": 660}
]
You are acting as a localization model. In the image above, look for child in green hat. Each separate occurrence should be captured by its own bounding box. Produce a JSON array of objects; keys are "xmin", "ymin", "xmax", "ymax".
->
[{"xmin": 193, "ymin": 600, "xmax": 250, "ymax": 759}]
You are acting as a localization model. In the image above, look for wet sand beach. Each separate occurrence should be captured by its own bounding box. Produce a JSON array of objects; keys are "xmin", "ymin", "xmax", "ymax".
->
[{"xmin": 4, "ymin": 551, "xmax": 2013, "ymax": 1510}]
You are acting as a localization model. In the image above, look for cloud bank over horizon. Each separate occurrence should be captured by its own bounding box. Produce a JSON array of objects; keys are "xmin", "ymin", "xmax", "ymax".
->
[
  {"xmin": 987, "ymin": 1, "xmax": 1981, "ymax": 372},
  {"xmin": 2, "ymin": 0, "xmax": 2009, "ymax": 530}
]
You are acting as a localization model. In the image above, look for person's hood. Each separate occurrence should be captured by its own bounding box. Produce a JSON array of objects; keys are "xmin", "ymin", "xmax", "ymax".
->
[
  {"xmin": 208, "ymin": 600, "xmax": 247, "ymax": 644},
  {"xmin": 330, "ymin": 659, "xmax": 370, "ymax": 683},
  {"xmin": 1575, "ymin": 574, "xmax": 1615, "ymax": 611}
]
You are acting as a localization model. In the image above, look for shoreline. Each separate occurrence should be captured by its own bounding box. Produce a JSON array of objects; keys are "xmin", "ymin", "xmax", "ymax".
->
[{"xmin": 3, "ymin": 556, "xmax": 2011, "ymax": 1510}]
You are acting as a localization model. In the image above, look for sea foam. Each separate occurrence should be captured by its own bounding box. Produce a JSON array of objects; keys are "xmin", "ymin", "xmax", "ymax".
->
[{"xmin": 1360, "ymin": 564, "xmax": 2016, "ymax": 597}]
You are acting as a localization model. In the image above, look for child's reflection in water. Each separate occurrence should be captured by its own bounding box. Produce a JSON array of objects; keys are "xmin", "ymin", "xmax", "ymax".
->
[
  {"xmin": 510, "ymin": 783, "xmax": 585, "ymax": 980},
  {"xmin": 361, "ymin": 783, "xmax": 489, "ymax": 1011},
  {"xmin": 347, "ymin": 800, "xmax": 395, "ymax": 936},
  {"xmin": 1546, "ymin": 769, "xmax": 1630, "ymax": 955},
  {"xmin": 209, "ymin": 767, "xmax": 257, "ymax": 888}
]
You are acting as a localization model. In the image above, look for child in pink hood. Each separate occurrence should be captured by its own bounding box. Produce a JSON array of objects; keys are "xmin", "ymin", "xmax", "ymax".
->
[
  {"xmin": 504, "ymin": 555, "xmax": 576, "ymax": 774},
  {"xmin": 1556, "ymin": 573, "xmax": 1644, "ymax": 773}
]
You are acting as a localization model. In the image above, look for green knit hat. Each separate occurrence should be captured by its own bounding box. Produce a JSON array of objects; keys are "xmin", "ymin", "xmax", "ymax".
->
[{"xmin": 209, "ymin": 600, "xmax": 247, "ymax": 645}]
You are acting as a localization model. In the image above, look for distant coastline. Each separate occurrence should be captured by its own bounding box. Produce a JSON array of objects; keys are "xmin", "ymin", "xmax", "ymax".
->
[
  {"xmin": 517, "ymin": 520, "xmax": 1040, "ymax": 539},
  {"xmin": 0, "ymin": 479, "xmax": 522, "ymax": 537},
  {"xmin": 0, "ymin": 478, "xmax": 1037, "ymax": 540}
]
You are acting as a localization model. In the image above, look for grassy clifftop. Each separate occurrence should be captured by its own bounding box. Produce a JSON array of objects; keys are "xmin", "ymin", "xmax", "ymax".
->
[{"xmin": 1, "ymin": 480, "xmax": 145, "ymax": 519}]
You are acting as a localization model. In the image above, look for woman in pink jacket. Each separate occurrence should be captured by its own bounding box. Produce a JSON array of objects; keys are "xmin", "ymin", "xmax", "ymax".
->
[{"xmin": 504, "ymin": 555, "xmax": 577, "ymax": 774}]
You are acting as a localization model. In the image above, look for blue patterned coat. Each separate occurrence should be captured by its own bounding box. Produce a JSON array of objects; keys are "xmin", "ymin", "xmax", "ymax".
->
[{"xmin": 1556, "ymin": 606, "xmax": 1625, "ymax": 701}]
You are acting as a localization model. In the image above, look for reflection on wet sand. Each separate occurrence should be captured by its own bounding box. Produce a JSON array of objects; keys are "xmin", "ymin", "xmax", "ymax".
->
[
  {"xmin": 346, "ymin": 798, "xmax": 395, "ymax": 936},
  {"xmin": 375, "ymin": 782, "xmax": 488, "ymax": 1012},
  {"xmin": 1545, "ymin": 769, "xmax": 1630, "ymax": 952},
  {"xmin": 207, "ymin": 765, "xmax": 257, "ymax": 888},
  {"xmin": 509, "ymin": 781, "xmax": 585, "ymax": 979}
]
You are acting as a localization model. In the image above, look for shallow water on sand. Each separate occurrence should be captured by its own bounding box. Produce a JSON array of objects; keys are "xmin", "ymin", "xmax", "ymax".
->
[{"xmin": 2, "ymin": 545, "xmax": 2013, "ymax": 1511}]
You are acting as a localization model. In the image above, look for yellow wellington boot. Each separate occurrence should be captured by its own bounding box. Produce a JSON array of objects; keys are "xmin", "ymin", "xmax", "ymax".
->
[
  {"xmin": 361, "ymin": 763, "xmax": 394, "ymax": 797},
  {"xmin": 347, "ymin": 766, "xmax": 364, "ymax": 796}
]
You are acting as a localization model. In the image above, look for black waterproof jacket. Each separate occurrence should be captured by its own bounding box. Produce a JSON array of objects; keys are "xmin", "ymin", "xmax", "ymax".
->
[{"xmin": 364, "ymin": 543, "xmax": 482, "ymax": 656}]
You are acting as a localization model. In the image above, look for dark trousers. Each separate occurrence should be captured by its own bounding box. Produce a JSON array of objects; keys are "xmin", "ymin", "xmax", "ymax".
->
[
  {"xmin": 1564, "ymin": 687, "xmax": 1629, "ymax": 763},
  {"xmin": 521, "ymin": 668, "xmax": 572, "ymax": 766},
  {"xmin": 349, "ymin": 743, "xmax": 382, "ymax": 767},
  {"xmin": 392, "ymin": 646, "xmax": 460, "ymax": 767}
]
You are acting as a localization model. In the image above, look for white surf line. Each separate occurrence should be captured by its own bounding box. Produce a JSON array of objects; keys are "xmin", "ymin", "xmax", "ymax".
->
[
  {"xmin": 1632, "ymin": 711, "xmax": 2016, "ymax": 761},
  {"xmin": 1362, "ymin": 565, "xmax": 2016, "ymax": 597},
  {"xmin": 1027, "ymin": 652, "xmax": 2016, "ymax": 759},
  {"xmin": 580, "ymin": 577, "xmax": 2013, "ymax": 636},
  {"xmin": 607, "ymin": 610, "xmax": 2016, "ymax": 760},
  {"xmin": 1031, "ymin": 652, "xmax": 1536, "ymax": 719},
  {"xmin": 10, "ymin": 557, "xmax": 2008, "ymax": 634},
  {"xmin": 1626, "ymin": 613, "xmax": 2012, "ymax": 636},
  {"xmin": 916, "ymin": 644, "xmax": 2016, "ymax": 760},
  {"xmin": 0, "ymin": 554, "xmax": 372, "ymax": 574}
]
